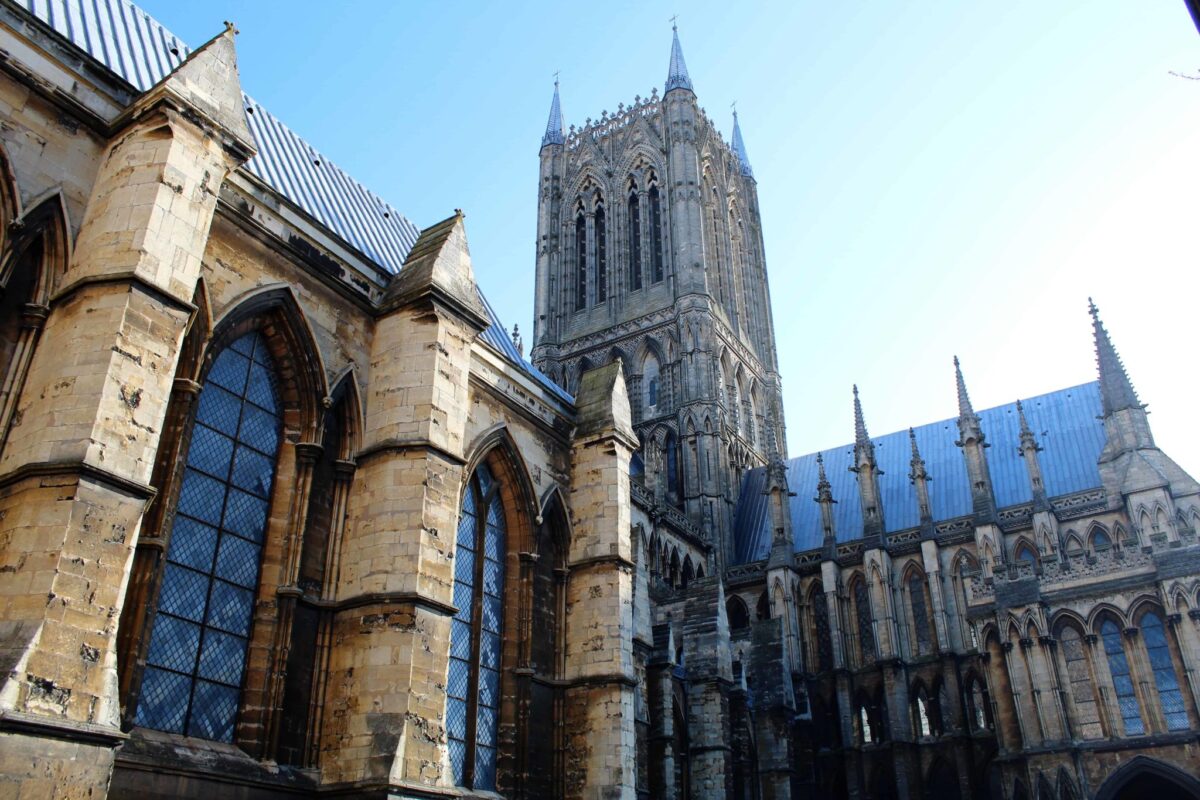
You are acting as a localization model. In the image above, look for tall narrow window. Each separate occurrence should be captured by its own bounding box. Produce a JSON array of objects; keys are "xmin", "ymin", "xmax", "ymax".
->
[
  {"xmin": 136, "ymin": 332, "xmax": 282, "ymax": 742},
  {"xmin": 853, "ymin": 580, "xmax": 875, "ymax": 665},
  {"xmin": 574, "ymin": 212, "xmax": 587, "ymax": 310},
  {"xmin": 595, "ymin": 203, "xmax": 607, "ymax": 304},
  {"xmin": 649, "ymin": 184, "xmax": 664, "ymax": 283},
  {"xmin": 813, "ymin": 590, "xmax": 833, "ymax": 672},
  {"xmin": 448, "ymin": 464, "xmax": 506, "ymax": 790},
  {"xmin": 1142, "ymin": 612, "xmax": 1188, "ymax": 731},
  {"xmin": 967, "ymin": 677, "xmax": 990, "ymax": 731},
  {"xmin": 628, "ymin": 192, "xmax": 642, "ymax": 291},
  {"xmin": 1100, "ymin": 619, "xmax": 1144, "ymax": 735},
  {"xmin": 908, "ymin": 573, "xmax": 932, "ymax": 656}
]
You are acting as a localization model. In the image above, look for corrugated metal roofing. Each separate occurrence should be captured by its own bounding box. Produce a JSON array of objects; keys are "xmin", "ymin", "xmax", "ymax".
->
[
  {"xmin": 14, "ymin": 0, "xmax": 421, "ymax": 274},
  {"xmin": 477, "ymin": 290, "xmax": 573, "ymax": 404},
  {"xmin": 16, "ymin": 0, "xmax": 573, "ymax": 404},
  {"xmin": 733, "ymin": 382, "xmax": 1107, "ymax": 564}
]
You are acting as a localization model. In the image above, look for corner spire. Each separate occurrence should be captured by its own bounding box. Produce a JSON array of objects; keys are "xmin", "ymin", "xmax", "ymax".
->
[
  {"xmin": 853, "ymin": 384, "xmax": 870, "ymax": 447},
  {"xmin": 541, "ymin": 77, "xmax": 565, "ymax": 148},
  {"xmin": 731, "ymin": 109, "xmax": 753, "ymax": 178},
  {"xmin": 1089, "ymin": 298, "xmax": 1142, "ymax": 416},
  {"xmin": 953, "ymin": 355, "xmax": 975, "ymax": 418},
  {"xmin": 665, "ymin": 22, "xmax": 694, "ymax": 94}
]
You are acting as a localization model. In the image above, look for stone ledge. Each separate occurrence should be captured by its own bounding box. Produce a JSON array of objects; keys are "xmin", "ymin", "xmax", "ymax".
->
[{"xmin": 0, "ymin": 709, "xmax": 127, "ymax": 747}]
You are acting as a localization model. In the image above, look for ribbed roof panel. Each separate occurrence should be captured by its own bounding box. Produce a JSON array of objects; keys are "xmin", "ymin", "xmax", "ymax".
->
[
  {"xmin": 14, "ymin": 0, "xmax": 421, "ymax": 274},
  {"xmin": 732, "ymin": 382, "xmax": 1106, "ymax": 563}
]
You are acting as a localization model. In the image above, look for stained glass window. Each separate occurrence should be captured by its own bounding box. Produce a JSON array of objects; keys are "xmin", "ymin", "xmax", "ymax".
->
[
  {"xmin": 628, "ymin": 193, "xmax": 642, "ymax": 291},
  {"xmin": 136, "ymin": 332, "xmax": 281, "ymax": 742},
  {"xmin": 853, "ymin": 580, "xmax": 875, "ymax": 665},
  {"xmin": 1100, "ymin": 619, "xmax": 1144, "ymax": 735},
  {"xmin": 575, "ymin": 213, "xmax": 587, "ymax": 310},
  {"xmin": 447, "ymin": 464, "xmax": 506, "ymax": 790},
  {"xmin": 1141, "ymin": 612, "xmax": 1188, "ymax": 731},
  {"xmin": 595, "ymin": 204, "xmax": 607, "ymax": 304},
  {"xmin": 649, "ymin": 184, "xmax": 664, "ymax": 283},
  {"xmin": 908, "ymin": 574, "xmax": 932, "ymax": 656}
]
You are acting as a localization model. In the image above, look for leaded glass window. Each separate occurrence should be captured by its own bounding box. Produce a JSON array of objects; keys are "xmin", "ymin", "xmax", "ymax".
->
[
  {"xmin": 908, "ymin": 573, "xmax": 932, "ymax": 656},
  {"xmin": 447, "ymin": 464, "xmax": 506, "ymax": 791},
  {"xmin": 1141, "ymin": 612, "xmax": 1188, "ymax": 731},
  {"xmin": 649, "ymin": 184, "xmax": 664, "ymax": 283},
  {"xmin": 136, "ymin": 331, "xmax": 281, "ymax": 742},
  {"xmin": 628, "ymin": 193, "xmax": 642, "ymax": 291},
  {"xmin": 813, "ymin": 591, "xmax": 833, "ymax": 672},
  {"xmin": 853, "ymin": 580, "xmax": 875, "ymax": 665},
  {"xmin": 574, "ymin": 213, "xmax": 587, "ymax": 310},
  {"xmin": 595, "ymin": 204, "xmax": 607, "ymax": 304},
  {"xmin": 1100, "ymin": 620, "xmax": 1144, "ymax": 735}
]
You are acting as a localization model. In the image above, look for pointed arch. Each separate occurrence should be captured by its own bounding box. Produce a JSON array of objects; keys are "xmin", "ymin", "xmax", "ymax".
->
[
  {"xmin": 726, "ymin": 594, "xmax": 750, "ymax": 631},
  {"xmin": 0, "ymin": 140, "xmax": 21, "ymax": 239},
  {"xmin": 463, "ymin": 425, "xmax": 540, "ymax": 555},
  {"xmin": 1087, "ymin": 521, "xmax": 1112, "ymax": 551},
  {"xmin": 2, "ymin": 187, "xmax": 72, "ymax": 301},
  {"xmin": 210, "ymin": 284, "xmax": 329, "ymax": 442},
  {"xmin": 1064, "ymin": 531, "xmax": 1084, "ymax": 554},
  {"xmin": 1094, "ymin": 756, "xmax": 1200, "ymax": 800},
  {"xmin": 1013, "ymin": 537, "xmax": 1039, "ymax": 565}
]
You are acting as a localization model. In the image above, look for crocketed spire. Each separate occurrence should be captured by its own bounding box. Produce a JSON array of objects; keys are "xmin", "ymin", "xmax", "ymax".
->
[
  {"xmin": 1089, "ymin": 298, "xmax": 1142, "ymax": 416},
  {"xmin": 665, "ymin": 23, "xmax": 693, "ymax": 93},
  {"xmin": 908, "ymin": 427, "xmax": 928, "ymax": 483},
  {"xmin": 953, "ymin": 355, "xmax": 975, "ymax": 418},
  {"xmin": 731, "ymin": 109, "xmax": 753, "ymax": 178},
  {"xmin": 815, "ymin": 451, "xmax": 834, "ymax": 505},
  {"xmin": 853, "ymin": 384, "xmax": 870, "ymax": 446},
  {"xmin": 541, "ymin": 78, "xmax": 565, "ymax": 148}
]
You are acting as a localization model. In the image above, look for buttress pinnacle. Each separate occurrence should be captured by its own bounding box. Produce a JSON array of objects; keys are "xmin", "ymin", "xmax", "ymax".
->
[
  {"xmin": 853, "ymin": 384, "xmax": 870, "ymax": 445},
  {"xmin": 953, "ymin": 356, "xmax": 975, "ymax": 418},
  {"xmin": 1089, "ymin": 298, "xmax": 1142, "ymax": 416}
]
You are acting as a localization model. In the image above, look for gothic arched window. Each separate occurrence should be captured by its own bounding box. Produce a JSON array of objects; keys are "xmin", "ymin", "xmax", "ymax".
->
[
  {"xmin": 908, "ymin": 572, "xmax": 933, "ymax": 656},
  {"xmin": 574, "ymin": 211, "xmax": 587, "ymax": 311},
  {"xmin": 135, "ymin": 331, "xmax": 282, "ymax": 742},
  {"xmin": 595, "ymin": 202, "xmax": 608, "ymax": 304},
  {"xmin": 852, "ymin": 578, "xmax": 875, "ymax": 665},
  {"xmin": 1100, "ymin": 619, "xmax": 1144, "ymax": 736},
  {"xmin": 448, "ymin": 463, "xmax": 507, "ymax": 790},
  {"xmin": 628, "ymin": 190, "xmax": 642, "ymax": 291},
  {"xmin": 648, "ymin": 182, "xmax": 664, "ymax": 283},
  {"xmin": 1015, "ymin": 542, "xmax": 1037, "ymax": 565},
  {"xmin": 643, "ymin": 353, "xmax": 660, "ymax": 414},
  {"xmin": 966, "ymin": 675, "xmax": 990, "ymax": 731},
  {"xmin": 812, "ymin": 589, "xmax": 833, "ymax": 672},
  {"xmin": 1141, "ymin": 611, "xmax": 1189, "ymax": 731}
]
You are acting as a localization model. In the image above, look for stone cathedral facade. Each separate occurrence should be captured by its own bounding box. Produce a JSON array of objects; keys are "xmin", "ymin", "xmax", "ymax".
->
[{"xmin": 0, "ymin": 2, "xmax": 1198, "ymax": 800}]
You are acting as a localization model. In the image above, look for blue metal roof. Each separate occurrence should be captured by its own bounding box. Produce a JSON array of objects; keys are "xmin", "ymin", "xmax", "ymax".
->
[
  {"xmin": 15, "ymin": 0, "xmax": 421, "ymax": 274},
  {"xmin": 733, "ymin": 382, "xmax": 1107, "ymax": 564},
  {"xmin": 477, "ymin": 290, "xmax": 573, "ymax": 405}
]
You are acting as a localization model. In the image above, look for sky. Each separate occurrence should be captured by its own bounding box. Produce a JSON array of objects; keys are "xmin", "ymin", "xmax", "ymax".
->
[{"xmin": 139, "ymin": 1, "xmax": 1200, "ymax": 477}]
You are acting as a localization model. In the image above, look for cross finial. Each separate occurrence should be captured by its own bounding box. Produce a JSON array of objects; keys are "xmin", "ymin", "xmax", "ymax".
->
[
  {"xmin": 553, "ymin": 70, "xmax": 560, "ymax": 87},
  {"xmin": 731, "ymin": 100, "xmax": 738, "ymax": 118},
  {"xmin": 670, "ymin": 14, "xmax": 678, "ymax": 30}
]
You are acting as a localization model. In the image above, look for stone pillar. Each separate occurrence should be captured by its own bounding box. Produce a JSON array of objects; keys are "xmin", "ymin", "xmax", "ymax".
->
[
  {"xmin": 682, "ymin": 576, "xmax": 734, "ymax": 800},
  {"xmin": 0, "ymin": 27, "xmax": 253, "ymax": 797},
  {"xmin": 749, "ymin": 618, "xmax": 794, "ymax": 800},
  {"xmin": 319, "ymin": 212, "xmax": 489, "ymax": 794},
  {"xmin": 648, "ymin": 624, "xmax": 677, "ymax": 800},
  {"xmin": 563, "ymin": 360, "xmax": 639, "ymax": 800}
]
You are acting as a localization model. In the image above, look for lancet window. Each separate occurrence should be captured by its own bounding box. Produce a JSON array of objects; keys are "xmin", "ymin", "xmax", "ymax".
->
[
  {"xmin": 1140, "ymin": 611, "xmax": 1188, "ymax": 731},
  {"xmin": 447, "ymin": 463, "xmax": 507, "ymax": 790},
  {"xmin": 908, "ymin": 572, "xmax": 933, "ymax": 656},
  {"xmin": 852, "ymin": 578, "xmax": 875, "ymax": 665},
  {"xmin": 648, "ymin": 179, "xmax": 664, "ymax": 283},
  {"xmin": 812, "ymin": 588, "xmax": 833, "ymax": 672},
  {"xmin": 628, "ymin": 181, "xmax": 642, "ymax": 291},
  {"xmin": 1100, "ymin": 619, "xmax": 1144, "ymax": 736},
  {"xmin": 574, "ymin": 207, "xmax": 587, "ymax": 311},
  {"xmin": 135, "ymin": 331, "xmax": 282, "ymax": 742},
  {"xmin": 595, "ymin": 201, "xmax": 608, "ymax": 304}
]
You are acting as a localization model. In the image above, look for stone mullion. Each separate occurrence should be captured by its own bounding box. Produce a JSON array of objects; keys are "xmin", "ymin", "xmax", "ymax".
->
[
  {"xmin": 260, "ymin": 441, "xmax": 322, "ymax": 758},
  {"xmin": 509, "ymin": 551, "xmax": 538, "ymax": 798},
  {"xmin": 1001, "ymin": 641, "xmax": 1032, "ymax": 747},
  {"xmin": 1170, "ymin": 612, "xmax": 1200, "ymax": 723},
  {"xmin": 1084, "ymin": 633, "xmax": 1121, "ymax": 739},
  {"xmin": 0, "ymin": 302, "xmax": 47, "ymax": 454},
  {"xmin": 304, "ymin": 461, "xmax": 356, "ymax": 768},
  {"xmin": 1040, "ymin": 635, "xmax": 1075, "ymax": 741},
  {"xmin": 585, "ymin": 213, "xmax": 597, "ymax": 308},
  {"xmin": 1123, "ymin": 627, "xmax": 1161, "ymax": 733}
]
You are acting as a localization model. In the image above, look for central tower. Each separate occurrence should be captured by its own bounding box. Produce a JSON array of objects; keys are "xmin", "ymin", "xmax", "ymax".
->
[{"xmin": 531, "ymin": 26, "xmax": 786, "ymax": 566}]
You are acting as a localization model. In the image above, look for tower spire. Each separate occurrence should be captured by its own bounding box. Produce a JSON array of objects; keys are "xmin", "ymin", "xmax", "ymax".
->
[
  {"xmin": 731, "ymin": 108, "xmax": 753, "ymax": 178},
  {"xmin": 1089, "ymin": 298, "xmax": 1142, "ymax": 416},
  {"xmin": 665, "ymin": 21, "xmax": 694, "ymax": 94},
  {"xmin": 541, "ymin": 76, "xmax": 565, "ymax": 148}
]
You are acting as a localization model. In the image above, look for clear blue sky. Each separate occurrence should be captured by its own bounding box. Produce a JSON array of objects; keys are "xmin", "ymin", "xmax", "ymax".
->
[{"xmin": 140, "ymin": 1, "xmax": 1200, "ymax": 476}]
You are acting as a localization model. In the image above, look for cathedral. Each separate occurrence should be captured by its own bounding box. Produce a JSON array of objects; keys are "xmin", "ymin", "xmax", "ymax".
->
[{"xmin": 0, "ymin": 2, "xmax": 1197, "ymax": 799}]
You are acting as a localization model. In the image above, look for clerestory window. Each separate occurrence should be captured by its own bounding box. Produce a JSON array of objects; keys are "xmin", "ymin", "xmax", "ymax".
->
[
  {"xmin": 135, "ymin": 331, "xmax": 282, "ymax": 742},
  {"xmin": 447, "ymin": 464, "xmax": 507, "ymax": 790}
]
